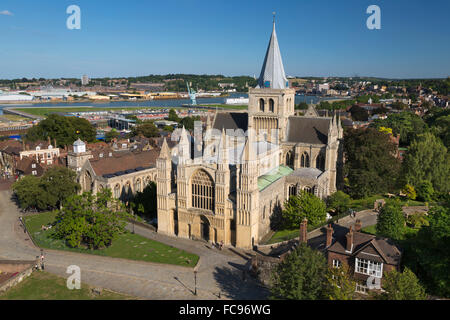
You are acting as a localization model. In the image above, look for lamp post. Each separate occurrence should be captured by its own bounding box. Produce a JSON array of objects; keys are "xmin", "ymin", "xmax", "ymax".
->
[{"xmin": 194, "ymin": 270, "xmax": 197, "ymax": 296}]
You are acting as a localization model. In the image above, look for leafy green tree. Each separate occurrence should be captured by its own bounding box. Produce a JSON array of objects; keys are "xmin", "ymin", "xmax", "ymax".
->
[
  {"xmin": 376, "ymin": 268, "xmax": 427, "ymax": 300},
  {"xmin": 349, "ymin": 105, "xmax": 369, "ymax": 121},
  {"xmin": 416, "ymin": 180, "xmax": 434, "ymax": 202},
  {"xmin": 132, "ymin": 121, "xmax": 160, "ymax": 138},
  {"xmin": 403, "ymin": 204, "xmax": 450, "ymax": 297},
  {"xmin": 131, "ymin": 182, "xmax": 157, "ymax": 219},
  {"xmin": 325, "ymin": 264, "xmax": 356, "ymax": 300},
  {"xmin": 168, "ymin": 109, "xmax": 180, "ymax": 122},
  {"xmin": 55, "ymin": 189, "xmax": 130, "ymax": 249},
  {"xmin": 26, "ymin": 114, "xmax": 96, "ymax": 147},
  {"xmin": 271, "ymin": 243, "xmax": 327, "ymax": 300},
  {"xmin": 376, "ymin": 200, "xmax": 405, "ymax": 240},
  {"xmin": 295, "ymin": 102, "xmax": 308, "ymax": 110},
  {"xmin": 281, "ymin": 191, "xmax": 327, "ymax": 229},
  {"xmin": 372, "ymin": 112, "xmax": 427, "ymax": 146},
  {"xmin": 179, "ymin": 116, "xmax": 201, "ymax": 131},
  {"xmin": 327, "ymin": 191, "xmax": 351, "ymax": 217},
  {"xmin": 403, "ymin": 132, "xmax": 450, "ymax": 195},
  {"xmin": 344, "ymin": 128, "xmax": 402, "ymax": 198},
  {"xmin": 40, "ymin": 167, "xmax": 80, "ymax": 209},
  {"xmin": 105, "ymin": 129, "xmax": 120, "ymax": 143},
  {"xmin": 402, "ymin": 184, "xmax": 417, "ymax": 200},
  {"xmin": 12, "ymin": 175, "xmax": 51, "ymax": 210}
]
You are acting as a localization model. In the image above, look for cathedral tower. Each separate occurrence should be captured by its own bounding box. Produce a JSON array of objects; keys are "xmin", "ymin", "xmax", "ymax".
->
[
  {"xmin": 157, "ymin": 138, "xmax": 173, "ymax": 235},
  {"xmin": 248, "ymin": 19, "xmax": 295, "ymax": 143}
]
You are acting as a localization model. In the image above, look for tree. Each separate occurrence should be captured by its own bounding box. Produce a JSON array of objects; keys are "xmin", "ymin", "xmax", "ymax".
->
[
  {"xmin": 327, "ymin": 191, "xmax": 351, "ymax": 217},
  {"xmin": 344, "ymin": 128, "xmax": 402, "ymax": 198},
  {"xmin": 376, "ymin": 200, "xmax": 405, "ymax": 240},
  {"xmin": 40, "ymin": 167, "xmax": 80, "ymax": 209},
  {"xmin": 132, "ymin": 121, "xmax": 160, "ymax": 138},
  {"xmin": 105, "ymin": 129, "xmax": 120, "ymax": 143},
  {"xmin": 403, "ymin": 132, "xmax": 450, "ymax": 195},
  {"xmin": 349, "ymin": 105, "xmax": 369, "ymax": 122},
  {"xmin": 12, "ymin": 175, "xmax": 51, "ymax": 210},
  {"xmin": 168, "ymin": 109, "xmax": 180, "ymax": 122},
  {"xmin": 281, "ymin": 191, "xmax": 327, "ymax": 230},
  {"xmin": 416, "ymin": 180, "xmax": 434, "ymax": 202},
  {"xmin": 12, "ymin": 167, "xmax": 80, "ymax": 211},
  {"xmin": 372, "ymin": 112, "xmax": 427, "ymax": 146},
  {"xmin": 54, "ymin": 189, "xmax": 130, "ymax": 249},
  {"xmin": 271, "ymin": 243, "xmax": 327, "ymax": 300},
  {"xmin": 26, "ymin": 114, "xmax": 96, "ymax": 147},
  {"xmin": 325, "ymin": 264, "xmax": 356, "ymax": 300},
  {"xmin": 295, "ymin": 102, "xmax": 308, "ymax": 110},
  {"xmin": 402, "ymin": 184, "xmax": 417, "ymax": 200},
  {"xmin": 376, "ymin": 268, "xmax": 427, "ymax": 300},
  {"xmin": 131, "ymin": 182, "xmax": 157, "ymax": 219}
]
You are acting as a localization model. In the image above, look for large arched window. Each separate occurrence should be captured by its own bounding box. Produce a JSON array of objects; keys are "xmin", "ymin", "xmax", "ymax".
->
[
  {"xmin": 316, "ymin": 153, "xmax": 325, "ymax": 171},
  {"xmin": 269, "ymin": 99, "xmax": 275, "ymax": 112},
  {"xmin": 301, "ymin": 152, "xmax": 310, "ymax": 168},
  {"xmin": 259, "ymin": 99, "xmax": 265, "ymax": 112},
  {"xmin": 191, "ymin": 170, "xmax": 215, "ymax": 211}
]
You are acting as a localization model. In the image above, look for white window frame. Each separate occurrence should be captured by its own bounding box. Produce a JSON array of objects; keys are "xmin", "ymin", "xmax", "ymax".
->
[
  {"xmin": 355, "ymin": 257, "xmax": 383, "ymax": 278},
  {"xmin": 332, "ymin": 259, "xmax": 342, "ymax": 268},
  {"xmin": 32, "ymin": 170, "xmax": 37, "ymax": 176},
  {"xmin": 355, "ymin": 283, "xmax": 368, "ymax": 294}
]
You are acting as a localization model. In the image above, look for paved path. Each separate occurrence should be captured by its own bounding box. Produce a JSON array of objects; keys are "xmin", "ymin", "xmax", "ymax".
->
[{"xmin": 0, "ymin": 190, "xmax": 268, "ymax": 300}]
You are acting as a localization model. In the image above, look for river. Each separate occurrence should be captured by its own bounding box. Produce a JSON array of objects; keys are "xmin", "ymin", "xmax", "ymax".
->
[{"xmin": 0, "ymin": 93, "xmax": 321, "ymax": 115}]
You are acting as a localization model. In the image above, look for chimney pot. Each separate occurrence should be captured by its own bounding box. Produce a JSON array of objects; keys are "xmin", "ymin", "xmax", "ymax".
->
[
  {"xmin": 355, "ymin": 219, "xmax": 362, "ymax": 232},
  {"xmin": 346, "ymin": 227, "xmax": 354, "ymax": 252},
  {"xmin": 326, "ymin": 224, "xmax": 333, "ymax": 247}
]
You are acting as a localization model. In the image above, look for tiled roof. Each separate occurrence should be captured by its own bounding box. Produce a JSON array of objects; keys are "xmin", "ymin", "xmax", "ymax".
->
[
  {"xmin": 89, "ymin": 149, "xmax": 160, "ymax": 177},
  {"xmin": 213, "ymin": 112, "xmax": 248, "ymax": 131},
  {"xmin": 286, "ymin": 116, "xmax": 330, "ymax": 144}
]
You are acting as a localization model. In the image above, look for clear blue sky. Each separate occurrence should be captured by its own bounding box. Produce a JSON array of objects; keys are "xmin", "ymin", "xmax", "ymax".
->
[{"xmin": 0, "ymin": 0, "xmax": 449, "ymax": 79}]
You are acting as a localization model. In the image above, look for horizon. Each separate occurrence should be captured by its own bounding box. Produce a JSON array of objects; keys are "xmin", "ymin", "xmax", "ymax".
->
[{"xmin": 0, "ymin": 0, "xmax": 449, "ymax": 79}]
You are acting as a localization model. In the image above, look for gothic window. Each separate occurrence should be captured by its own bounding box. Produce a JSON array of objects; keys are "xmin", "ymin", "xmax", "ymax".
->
[
  {"xmin": 301, "ymin": 152, "xmax": 310, "ymax": 167},
  {"xmin": 316, "ymin": 153, "xmax": 325, "ymax": 171},
  {"xmin": 288, "ymin": 184, "xmax": 297, "ymax": 197},
  {"xmin": 285, "ymin": 151, "xmax": 294, "ymax": 168},
  {"xmin": 304, "ymin": 186, "xmax": 313, "ymax": 194},
  {"xmin": 269, "ymin": 99, "xmax": 275, "ymax": 112},
  {"xmin": 191, "ymin": 170, "xmax": 215, "ymax": 211},
  {"xmin": 114, "ymin": 184, "xmax": 121, "ymax": 199},
  {"xmin": 135, "ymin": 179, "xmax": 142, "ymax": 193},
  {"xmin": 259, "ymin": 99, "xmax": 265, "ymax": 112}
]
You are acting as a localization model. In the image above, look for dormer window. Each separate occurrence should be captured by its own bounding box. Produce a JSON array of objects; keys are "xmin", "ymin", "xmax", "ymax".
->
[
  {"xmin": 32, "ymin": 164, "xmax": 36, "ymax": 169},
  {"xmin": 99, "ymin": 153, "xmax": 104, "ymax": 158}
]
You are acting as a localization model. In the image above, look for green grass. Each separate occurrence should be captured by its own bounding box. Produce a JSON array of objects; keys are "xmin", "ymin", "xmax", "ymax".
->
[
  {"xmin": 361, "ymin": 225, "xmax": 377, "ymax": 235},
  {"xmin": 267, "ymin": 229, "xmax": 299, "ymax": 244},
  {"xmin": 0, "ymin": 271, "xmax": 131, "ymax": 300},
  {"xmin": 24, "ymin": 212, "xmax": 199, "ymax": 268}
]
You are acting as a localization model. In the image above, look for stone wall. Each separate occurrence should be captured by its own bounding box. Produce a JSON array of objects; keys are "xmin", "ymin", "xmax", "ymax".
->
[{"xmin": 0, "ymin": 259, "xmax": 38, "ymax": 293}]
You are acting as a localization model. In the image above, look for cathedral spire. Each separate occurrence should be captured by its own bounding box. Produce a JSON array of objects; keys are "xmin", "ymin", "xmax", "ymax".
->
[
  {"xmin": 256, "ymin": 17, "xmax": 288, "ymax": 89},
  {"xmin": 160, "ymin": 138, "xmax": 170, "ymax": 159}
]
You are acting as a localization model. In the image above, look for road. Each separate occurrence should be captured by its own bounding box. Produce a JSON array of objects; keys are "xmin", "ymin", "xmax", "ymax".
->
[{"xmin": 0, "ymin": 190, "xmax": 268, "ymax": 300}]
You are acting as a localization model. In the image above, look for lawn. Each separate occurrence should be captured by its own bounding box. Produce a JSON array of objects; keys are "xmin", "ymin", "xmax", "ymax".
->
[
  {"xmin": 361, "ymin": 224, "xmax": 377, "ymax": 235},
  {"xmin": 24, "ymin": 212, "xmax": 199, "ymax": 268},
  {"xmin": 0, "ymin": 271, "xmax": 131, "ymax": 300},
  {"xmin": 267, "ymin": 229, "xmax": 299, "ymax": 244}
]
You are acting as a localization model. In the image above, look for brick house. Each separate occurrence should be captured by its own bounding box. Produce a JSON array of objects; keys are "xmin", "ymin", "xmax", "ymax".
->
[{"xmin": 300, "ymin": 219, "xmax": 402, "ymax": 294}]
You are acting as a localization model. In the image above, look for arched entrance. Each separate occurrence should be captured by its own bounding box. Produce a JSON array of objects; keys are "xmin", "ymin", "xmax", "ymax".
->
[{"xmin": 200, "ymin": 215, "xmax": 210, "ymax": 241}]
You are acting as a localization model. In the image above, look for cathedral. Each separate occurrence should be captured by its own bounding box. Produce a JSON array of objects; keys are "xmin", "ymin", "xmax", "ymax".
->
[{"xmin": 157, "ymin": 21, "xmax": 343, "ymax": 249}]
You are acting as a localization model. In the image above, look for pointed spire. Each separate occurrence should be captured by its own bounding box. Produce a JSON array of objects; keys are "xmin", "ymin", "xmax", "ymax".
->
[
  {"xmin": 242, "ymin": 131, "xmax": 256, "ymax": 162},
  {"xmin": 256, "ymin": 17, "xmax": 288, "ymax": 89},
  {"xmin": 160, "ymin": 138, "xmax": 170, "ymax": 159}
]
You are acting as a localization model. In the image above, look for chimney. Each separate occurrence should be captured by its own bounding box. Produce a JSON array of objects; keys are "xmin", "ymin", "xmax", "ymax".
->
[
  {"xmin": 346, "ymin": 226, "xmax": 354, "ymax": 252},
  {"xmin": 299, "ymin": 218, "xmax": 308, "ymax": 244},
  {"xmin": 326, "ymin": 224, "xmax": 333, "ymax": 247},
  {"xmin": 355, "ymin": 219, "xmax": 362, "ymax": 232}
]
